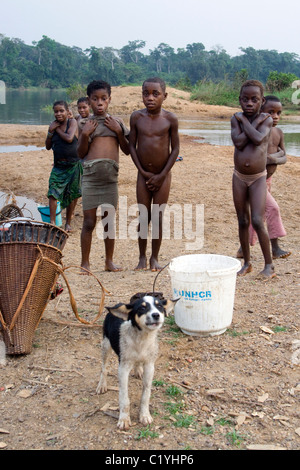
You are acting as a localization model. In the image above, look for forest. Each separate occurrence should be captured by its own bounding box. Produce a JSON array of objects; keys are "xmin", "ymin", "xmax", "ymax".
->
[{"xmin": 1, "ymin": 34, "xmax": 300, "ymax": 91}]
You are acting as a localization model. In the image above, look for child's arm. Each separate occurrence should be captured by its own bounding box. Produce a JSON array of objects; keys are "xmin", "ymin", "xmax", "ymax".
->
[
  {"xmin": 77, "ymin": 119, "xmax": 98, "ymax": 159},
  {"xmin": 267, "ymin": 130, "xmax": 287, "ymax": 165},
  {"xmin": 129, "ymin": 113, "xmax": 154, "ymax": 180},
  {"xmin": 231, "ymin": 115, "xmax": 249, "ymax": 150},
  {"xmin": 104, "ymin": 116, "xmax": 129, "ymax": 155},
  {"xmin": 45, "ymin": 120, "xmax": 60, "ymax": 150},
  {"xmin": 146, "ymin": 115, "xmax": 180, "ymax": 191},
  {"xmin": 238, "ymin": 113, "xmax": 272, "ymax": 146},
  {"xmin": 54, "ymin": 118, "xmax": 78, "ymax": 144}
]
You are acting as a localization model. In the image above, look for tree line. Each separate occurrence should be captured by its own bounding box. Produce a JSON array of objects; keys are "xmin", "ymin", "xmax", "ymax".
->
[{"xmin": 0, "ymin": 34, "xmax": 299, "ymax": 89}]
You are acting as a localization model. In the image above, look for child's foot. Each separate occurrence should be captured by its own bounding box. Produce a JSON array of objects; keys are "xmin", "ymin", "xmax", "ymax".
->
[
  {"xmin": 272, "ymin": 248, "xmax": 291, "ymax": 259},
  {"xmin": 150, "ymin": 256, "xmax": 163, "ymax": 272},
  {"xmin": 237, "ymin": 262, "xmax": 252, "ymax": 276},
  {"xmin": 134, "ymin": 257, "xmax": 147, "ymax": 271},
  {"xmin": 65, "ymin": 223, "xmax": 72, "ymax": 233},
  {"xmin": 256, "ymin": 264, "xmax": 276, "ymax": 280},
  {"xmin": 80, "ymin": 263, "xmax": 91, "ymax": 275},
  {"xmin": 105, "ymin": 260, "xmax": 123, "ymax": 272}
]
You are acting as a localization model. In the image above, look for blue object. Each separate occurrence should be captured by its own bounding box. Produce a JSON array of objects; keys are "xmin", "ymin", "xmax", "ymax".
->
[{"xmin": 38, "ymin": 202, "xmax": 62, "ymax": 227}]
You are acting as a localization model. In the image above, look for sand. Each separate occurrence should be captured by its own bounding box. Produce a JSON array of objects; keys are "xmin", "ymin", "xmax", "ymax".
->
[{"xmin": 0, "ymin": 87, "xmax": 299, "ymax": 451}]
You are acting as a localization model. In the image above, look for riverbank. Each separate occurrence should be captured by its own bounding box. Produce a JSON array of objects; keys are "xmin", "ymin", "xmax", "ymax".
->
[{"xmin": 0, "ymin": 91, "xmax": 299, "ymax": 450}]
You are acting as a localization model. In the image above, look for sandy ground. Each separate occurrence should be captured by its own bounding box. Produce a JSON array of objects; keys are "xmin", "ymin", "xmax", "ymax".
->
[{"xmin": 0, "ymin": 87, "xmax": 299, "ymax": 451}]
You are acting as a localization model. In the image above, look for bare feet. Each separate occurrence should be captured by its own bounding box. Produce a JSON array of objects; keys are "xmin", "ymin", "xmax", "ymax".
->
[
  {"xmin": 134, "ymin": 256, "xmax": 147, "ymax": 271},
  {"xmin": 80, "ymin": 263, "xmax": 91, "ymax": 275},
  {"xmin": 105, "ymin": 260, "xmax": 123, "ymax": 272},
  {"xmin": 237, "ymin": 262, "xmax": 253, "ymax": 276},
  {"xmin": 65, "ymin": 224, "xmax": 72, "ymax": 233},
  {"xmin": 150, "ymin": 256, "xmax": 163, "ymax": 272},
  {"xmin": 256, "ymin": 264, "xmax": 276, "ymax": 280},
  {"xmin": 272, "ymin": 248, "xmax": 291, "ymax": 259}
]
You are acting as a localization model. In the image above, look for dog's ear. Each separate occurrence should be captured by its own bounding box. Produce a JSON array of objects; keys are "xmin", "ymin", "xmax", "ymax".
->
[
  {"xmin": 107, "ymin": 303, "xmax": 131, "ymax": 321},
  {"xmin": 161, "ymin": 298, "xmax": 180, "ymax": 317}
]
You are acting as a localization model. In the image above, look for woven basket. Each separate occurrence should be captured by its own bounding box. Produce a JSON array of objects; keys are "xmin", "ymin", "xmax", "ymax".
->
[
  {"xmin": 0, "ymin": 203, "xmax": 24, "ymax": 221},
  {"xmin": 0, "ymin": 219, "xmax": 68, "ymax": 354}
]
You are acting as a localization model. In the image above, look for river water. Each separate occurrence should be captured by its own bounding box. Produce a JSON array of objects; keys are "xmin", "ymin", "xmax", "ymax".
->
[{"xmin": 0, "ymin": 89, "xmax": 299, "ymax": 156}]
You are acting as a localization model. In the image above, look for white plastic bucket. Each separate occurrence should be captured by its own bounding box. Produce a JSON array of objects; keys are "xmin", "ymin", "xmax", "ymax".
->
[{"xmin": 169, "ymin": 254, "xmax": 241, "ymax": 336}]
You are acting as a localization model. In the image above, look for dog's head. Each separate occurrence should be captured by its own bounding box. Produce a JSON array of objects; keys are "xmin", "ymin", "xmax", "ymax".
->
[{"xmin": 106, "ymin": 296, "xmax": 177, "ymax": 331}]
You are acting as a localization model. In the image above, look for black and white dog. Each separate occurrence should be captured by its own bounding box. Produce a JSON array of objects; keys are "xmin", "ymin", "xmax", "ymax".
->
[{"xmin": 96, "ymin": 294, "xmax": 177, "ymax": 430}]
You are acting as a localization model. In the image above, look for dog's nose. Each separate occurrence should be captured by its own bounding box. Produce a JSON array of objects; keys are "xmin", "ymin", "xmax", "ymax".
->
[{"xmin": 152, "ymin": 312, "xmax": 160, "ymax": 321}]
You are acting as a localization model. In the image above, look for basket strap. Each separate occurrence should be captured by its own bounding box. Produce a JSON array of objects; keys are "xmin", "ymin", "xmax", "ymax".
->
[
  {"xmin": 9, "ymin": 255, "xmax": 42, "ymax": 331},
  {"xmin": 40, "ymin": 257, "xmax": 110, "ymax": 325},
  {"xmin": 0, "ymin": 308, "xmax": 8, "ymax": 331}
]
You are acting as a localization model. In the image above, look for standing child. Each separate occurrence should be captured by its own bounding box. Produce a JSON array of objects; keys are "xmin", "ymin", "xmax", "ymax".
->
[
  {"xmin": 76, "ymin": 97, "xmax": 90, "ymax": 123},
  {"xmin": 231, "ymin": 80, "xmax": 275, "ymax": 278},
  {"xmin": 46, "ymin": 100, "xmax": 82, "ymax": 232},
  {"xmin": 237, "ymin": 95, "xmax": 291, "ymax": 259},
  {"xmin": 77, "ymin": 80, "xmax": 129, "ymax": 273},
  {"xmin": 129, "ymin": 77, "xmax": 179, "ymax": 271}
]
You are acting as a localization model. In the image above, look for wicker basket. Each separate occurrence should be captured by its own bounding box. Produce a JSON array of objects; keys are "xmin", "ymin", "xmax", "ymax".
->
[{"xmin": 0, "ymin": 219, "xmax": 68, "ymax": 354}]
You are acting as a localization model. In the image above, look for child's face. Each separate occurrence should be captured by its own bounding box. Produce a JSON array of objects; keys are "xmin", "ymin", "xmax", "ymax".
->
[
  {"xmin": 78, "ymin": 101, "xmax": 90, "ymax": 118},
  {"xmin": 88, "ymin": 89, "xmax": 111, "ymax": 116},
  {"xmin": 142, "ymin": 82, "xmax": 167, "ymax": 112},
  {"xmin": 239, "ymin": 86, "xmax": 264, "ymax": 117},
  {"xmin": 53, "ymin": 104, "xmax": 68, "ymax": 122},
  {"xmin": 261, "ymin": 101, "xmax": 282, "ymax": 127}
]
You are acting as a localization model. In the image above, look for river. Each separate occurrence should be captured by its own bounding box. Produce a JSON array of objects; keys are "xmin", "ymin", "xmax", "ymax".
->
[{"xmin": 0, "ymin": 88, "xmax": 299, "ymax": 156}]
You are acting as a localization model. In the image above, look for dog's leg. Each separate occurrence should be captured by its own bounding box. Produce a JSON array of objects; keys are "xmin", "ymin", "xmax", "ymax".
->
[
  {"xmin": 139, "ymin": 361, "xmax": 155, "ymax": 426},
  {"xmin": 96, "ymin": 337, "xmax": 111, "ymax": 394},
  {"xmin": 117, "ymin": 362, "xmax": 132, "ymax": 430}
]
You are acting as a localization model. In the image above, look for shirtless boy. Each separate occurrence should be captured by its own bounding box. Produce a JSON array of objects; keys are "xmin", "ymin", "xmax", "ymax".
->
[
  {"xmin": 231, "ymin": 80, "xmax": 275, "ymax": 278},
  {"xmin": 237, "ymin": 95, "xmax": 290, "ymax": 259},
  {"xmin": 77, "ymin": 80, "xmax": 129, "ymax": 272},
  {"xmin": 129, "ymin": 77, "xmax": 179, "ymax": 271}
]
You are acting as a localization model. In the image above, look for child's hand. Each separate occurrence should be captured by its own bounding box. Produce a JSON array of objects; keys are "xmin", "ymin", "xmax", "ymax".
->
[
  {"xmin": 234, "ymin": 112, "xmax": 244, "ymax": 122},
  {"xmin": 104, "ymin": 116, "xmax": 122, "ymax": 134},
  {"xmin": 82, "ymin": 119, "xmax": 98, "ymax": 136},
  {"xmin": 146, "ymin": 173, "xmax": 164, "ymax": 191},
  {"xmin": 48, "ymin": 121, "xmax": 61, "ymax": 133}
]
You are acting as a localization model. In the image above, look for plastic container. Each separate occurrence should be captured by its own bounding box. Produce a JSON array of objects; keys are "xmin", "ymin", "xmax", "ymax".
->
[
  {"xmin": 38, "ymin": 202, "xmax": 62, "ymax": 227},
  {"xmin": 169, "ymin": 254, "xmax": 241, "ymax": 336}
]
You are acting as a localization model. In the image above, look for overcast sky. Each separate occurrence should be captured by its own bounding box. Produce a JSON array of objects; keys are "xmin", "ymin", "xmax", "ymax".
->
[{"xmin": 1, "ymin": 0, "xmax": 299, "ymax": 57}]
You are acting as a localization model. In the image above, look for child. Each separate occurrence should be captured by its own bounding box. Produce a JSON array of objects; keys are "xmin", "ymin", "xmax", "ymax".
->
[
  {"xmin": 231, "ymin": 80, "xmax": 275, "ymax": 278},
  {"xmin": 76, "ymin": 97, "xmax": 90, "ymax": 123},
  {"xmin": 46, "ymin": 100, "xmax": 82, "ymax": 232},
  {"xmin": 77, "ymin": 80, "xmax": 129, "ymax": 273},
  {"xmin": 129, "ymin": 77, "xmax": 179, "ymax": 271},
  {"xmin": 237, "ymin": 96, "xmax": 291, "ymax": 259}
]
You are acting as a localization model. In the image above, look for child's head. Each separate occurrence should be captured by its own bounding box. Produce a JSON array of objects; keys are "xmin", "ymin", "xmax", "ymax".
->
[
  {"xmin": 261, "ymin": 95, "xmax": 282, "ymax": 127},
  {"xmin": 87, "ymin": 80, "xmax": 111, "ymax": 97},
  {"xmin": 239, "ymin": 80, "xmax": 265, "ymax": 117},
  {"xmin": 142, "ymin": 77, "xmax": 167, "ymax": 112},
  {"xmin": 142, "ymin": 77, "xmax": 166, "ymax": 94},
  {"xmin": 86, "ymin": 81, "xmax": 111, "ymax": 116},
  {"xmin": 53, "ymin": 101, "xmax": 69, "ymax": 121},
  {"xmin": 77, "ymin": 97, "xmax": 90, "ymax": 118}
]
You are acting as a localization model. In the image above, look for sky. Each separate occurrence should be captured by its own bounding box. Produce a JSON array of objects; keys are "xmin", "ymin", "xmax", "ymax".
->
[{"xmin": 1, "ymin": 0, "xmax": 299, "ymax": 58}]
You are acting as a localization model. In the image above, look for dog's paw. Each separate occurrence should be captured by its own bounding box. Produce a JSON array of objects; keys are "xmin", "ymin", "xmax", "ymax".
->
[
  {"xmin": 96, "ymin": 377, "xmax": 107, "ymax": 394},
  {"xmin": 117, "ymin": 414, "xmax": 131, "ymax": 430},
  {"xmin": 139, "ymin": 413, "xmax": 153, "ymax": 426}
]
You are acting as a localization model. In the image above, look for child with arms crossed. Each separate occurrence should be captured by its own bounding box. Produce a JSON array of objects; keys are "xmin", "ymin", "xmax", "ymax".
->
[{"xmin": 231, "ymin": 80, "xmax": 275, "ymax": 279}]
